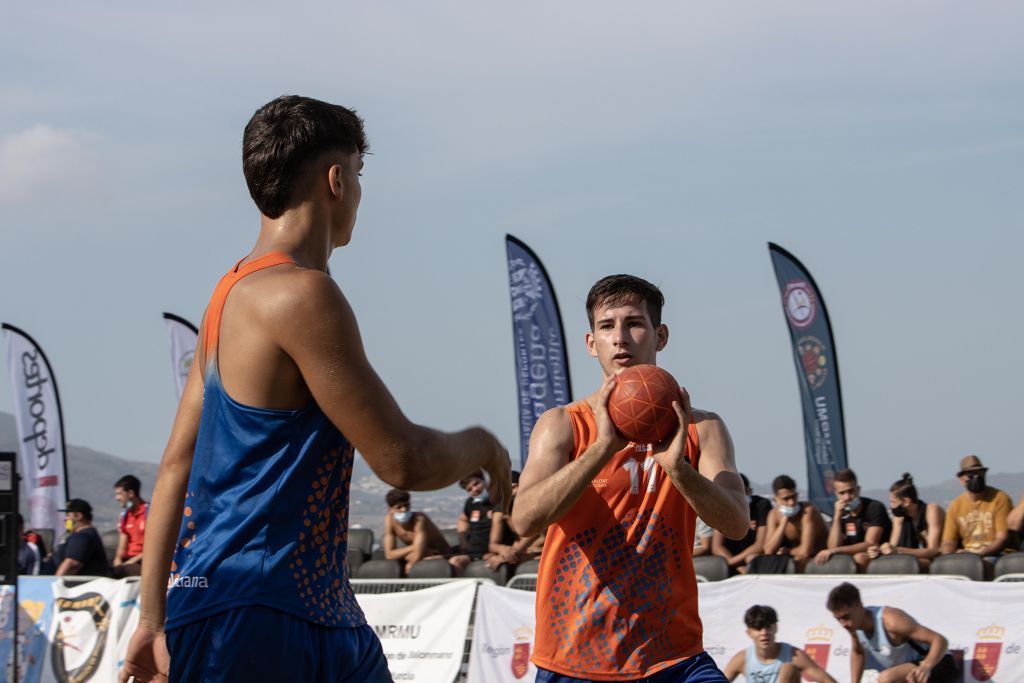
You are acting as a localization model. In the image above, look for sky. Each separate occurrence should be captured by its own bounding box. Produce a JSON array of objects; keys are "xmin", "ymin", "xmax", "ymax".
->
[{"xmin": 2, "ymin": 2, "xmax": 1023, "ymax": 493}]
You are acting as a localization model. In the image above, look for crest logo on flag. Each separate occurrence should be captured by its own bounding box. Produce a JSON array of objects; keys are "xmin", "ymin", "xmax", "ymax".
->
[
  {"xmin": 802, "ymin": 624, "xmax": 833, "ymax": 681},
  {"xmin": 784, "ymin": 280, "xmax": 817, "ymax": 329},
  {"xmin": 971, "ymin": 624, "xmax": 1004, "ymax": 681},
  {"xmin": 797, "ymin": 336, "xmax": 829, "ymax": 390},
  {"xmin": 511, "ymin": 625, "xmax": 533, "ymax": 679}
]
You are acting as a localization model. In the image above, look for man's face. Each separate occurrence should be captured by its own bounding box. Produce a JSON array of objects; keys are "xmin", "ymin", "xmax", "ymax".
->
[
  {"xmin": 463, "ymin": 478, "xmax": 486, "ymax": 498},
  {"xmin": 389, "ymin": 501, "xmax": 410, "ymax": 516},
  {"xmin": 746, "ymin": 623, "xmax": 777, "ymax": 649},
  {"xmin": 114, "ymin": 487, "xmax": 130, "ymax": 507},
  {"xmin": 835, "ymin": 481, "xmax": 860, "ymax": 506},
  {"xmin": 585, "ymin": 299, "xmax": 667, "ymax": 378},
  {"xmin": 66, "ymin": 512, "xmax": 82, "ymax": 530},
  {"xmin": 831, "ymin": 603, "xmax": 865, "ymax": 633},
  {"xmin": 774, "ymin": 488, "xmax": 798, "ymax": 508}
]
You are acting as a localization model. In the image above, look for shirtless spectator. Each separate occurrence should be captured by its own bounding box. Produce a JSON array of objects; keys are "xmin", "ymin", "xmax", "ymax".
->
[
  {"xmin": 712, "ymin": 474, "xmax": 771, "ymax": 574},
  {"xmin": 941, "ymin": 455, "xmax": 1013, "ymax": 567},
  {"xmin": 382, "ymin": 489, "xmax": 469, "ymax": 575},
  {"xmin": 489, "ymin": 471, "xmax": 543, "ymax": 570},
  {"xmin": 869, "ymin": 472, "xmax": 944, "ymax": 571},
  {"xmin": 816, "ymin": 468, "xmax": 890, "ymax": 571},
  {"xmin": 764, "ymin": 474, "xmax": 827, "ymax": 571}
]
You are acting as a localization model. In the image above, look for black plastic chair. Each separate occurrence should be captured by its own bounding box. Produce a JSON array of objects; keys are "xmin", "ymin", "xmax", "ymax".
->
[
  {"xmin": 929, "ymin": 553, "xmax": 985, "ymax": 581},
  {"xmin": 346, "ymin": 547, "xmax": 365, "ymax": 577},
  {"xmin": 804, "ymin": 553, "xmax": 857, "ymax": 575},
  {"xmin": 994, "ymin": 552, "xmax": 1024, "ymax": 579},
  {"xmin": 693, "ymin": 556, "xmax": 729, "ymax": 582},
  {"xmin": 406, "ymin": 558, "xmax": 453, "ymax": 579},
  {"xmin": 747, "ymin": 555, "xmax": 796, "ymax": 575},
  {"xmin": 348, "ymin": 528, "xmax": 374, "ymax": 560},
  {"xmin": 463, "ymin": 560, "xmax": 510, "ymax": 586},
  {"xmin": 866, "ymin": 554, "xmax": 919, "ymax": 575},
  {"xmin": 357, "ymin": 559, "xmax": 402, "ymax": 579}
]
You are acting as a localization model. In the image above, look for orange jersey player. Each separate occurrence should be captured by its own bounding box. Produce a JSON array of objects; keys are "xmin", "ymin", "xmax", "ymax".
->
[{"xmin": 513, "ymin": 274, "xmax": 750, "ymax": 683}]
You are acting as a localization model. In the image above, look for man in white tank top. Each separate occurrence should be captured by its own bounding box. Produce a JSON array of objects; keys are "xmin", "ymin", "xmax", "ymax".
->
[
  {"xmin": 826, "ymin": 582, "xmax": 958, "ymax": 683},
  {"xmin": 723, "ymin": 605, "xmax": 836, "ymax": 683}
]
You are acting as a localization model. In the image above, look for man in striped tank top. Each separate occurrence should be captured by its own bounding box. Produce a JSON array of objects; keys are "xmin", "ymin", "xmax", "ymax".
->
[
  {"xmin": 120, "ymin": 96, "xmax": 512, "ymax": 683},
  {"xmin": 513, "ymin": 275, "xmax": 750, "ymax": 682}
]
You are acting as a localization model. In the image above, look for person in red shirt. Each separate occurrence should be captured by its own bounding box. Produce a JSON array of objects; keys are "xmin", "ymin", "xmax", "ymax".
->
[{"xmin": 114, "ymin": 475, "xmax": 149, "ymax": 577}]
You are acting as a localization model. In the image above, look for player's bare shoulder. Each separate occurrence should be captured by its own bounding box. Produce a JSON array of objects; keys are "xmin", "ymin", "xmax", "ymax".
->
[{"xmin": 531, "ymin": 405, "xmax": 574, "ymax": 451}]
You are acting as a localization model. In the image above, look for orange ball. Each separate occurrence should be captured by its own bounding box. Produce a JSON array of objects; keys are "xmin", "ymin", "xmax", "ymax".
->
[{"xmin": 608, "ymin": 364, "xmax": 681, "ymax": 443}]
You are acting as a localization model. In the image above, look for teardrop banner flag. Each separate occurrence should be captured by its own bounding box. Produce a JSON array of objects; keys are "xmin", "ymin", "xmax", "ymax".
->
[
  {"xmin": 162, "ymin": 313, "xmax": 198, "ymax": 401},
  {"xmin": 2, "ymin": 323, "xmax": 70, "ymax": 535},
  {"xmin": 767, "ymin": 243, "xmax": 849, "ymax": 512},
  {"xmin": 505, "ymin": 235, "xmax": 572, "ymax": 469}
]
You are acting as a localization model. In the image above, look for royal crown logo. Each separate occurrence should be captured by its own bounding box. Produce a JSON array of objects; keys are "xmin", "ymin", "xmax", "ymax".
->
[
  {"xmin": 805, "ymin": 625, "xmax": 834, "ymax": 642},
  {"xmin": 971, "ymin": 623, "xmax": 1004, "ymax": 681}
]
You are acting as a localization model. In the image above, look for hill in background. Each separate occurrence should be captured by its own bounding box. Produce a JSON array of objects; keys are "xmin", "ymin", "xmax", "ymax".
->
[{"xmin": 4, "ymin": 412, "xmax": 1022, "ymax": 544}]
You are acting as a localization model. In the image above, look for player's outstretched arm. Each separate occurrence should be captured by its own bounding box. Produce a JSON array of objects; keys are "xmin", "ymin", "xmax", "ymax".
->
[
  {"xmin": 792, "ymin": 647, "xmax": 837, "ymax": 683},
  {"xmin": 120, "ymin": 341, "xmax": 204, "ymax": 683},
  {"xmin": 276, "ymin": 270, "xmax": 511, "ymax": 504},
  {"xmin": 512, "ymin": 376, "xmax": 621, "ymax": 538}
]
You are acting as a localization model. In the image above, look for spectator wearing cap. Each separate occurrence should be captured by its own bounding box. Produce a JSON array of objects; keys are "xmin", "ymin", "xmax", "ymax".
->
[
  {"xmin": 113, "ymin": 474, "xmax": 148, "ymax": 578},
  {"xmin": 816, "ymin": 468, "xmax": 891, "ymax": 572},
  {"xmin": 54, "ymin": 499, "xmax": 111, "ymax": 577},
  {"xmin": 489, "ymin": 471, "xmax": 544, "ymax": 569},
  {"xmin": 941, "ymin": 455, "xmax": 1013, "ymax": 562},
  {"xmin": 712, "ymin": 473, "xmax": 772, "ymax": 574}
]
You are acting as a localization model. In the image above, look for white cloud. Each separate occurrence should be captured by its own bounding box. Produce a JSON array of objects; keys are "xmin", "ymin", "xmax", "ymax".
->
[{"xmin": 0, "ymin": 124, "xmax": 99, "ymax": 204}]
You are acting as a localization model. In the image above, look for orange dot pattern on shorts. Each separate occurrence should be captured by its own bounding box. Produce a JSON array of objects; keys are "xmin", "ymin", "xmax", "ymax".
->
[{"xmin": 289, "ymin": 444, "xmax": 363, "ymax": 626}]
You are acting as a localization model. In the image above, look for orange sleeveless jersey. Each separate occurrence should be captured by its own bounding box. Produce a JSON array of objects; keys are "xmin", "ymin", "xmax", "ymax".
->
[{"xmin": 532, "ymin": 401, "xmax": 704, "ymax": 680}]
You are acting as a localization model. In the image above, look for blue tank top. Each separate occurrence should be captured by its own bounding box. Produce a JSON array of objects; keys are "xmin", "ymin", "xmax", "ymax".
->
[
  {"xmin": 165, "ymin": 253, "xmax": 365, "ymax": 630},
  {"xmin": 744, "ymin": 642, "xmax": 793, "ymax": 683},
  {"xmin": 856, "ymin": 606, "xmax": 921, "ymax": 670}
]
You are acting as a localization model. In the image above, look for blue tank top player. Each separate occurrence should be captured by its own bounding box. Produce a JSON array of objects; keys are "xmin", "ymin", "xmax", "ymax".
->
[
  {"xmin": 723, "ymin": 605, "xmax": 835, "ymax": 683},
  {"xmin": 826, "ymin": 582, "xmax": 959, "ymax": 683},
  {"xmin": 119, "ymin": 96, "xmax": 512, "ymax": 683}
]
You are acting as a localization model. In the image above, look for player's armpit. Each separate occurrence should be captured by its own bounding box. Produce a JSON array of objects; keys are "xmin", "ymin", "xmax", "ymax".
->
[{"xmin": 690, "ymin": 413, "xmax": 749, "ymax": 539}]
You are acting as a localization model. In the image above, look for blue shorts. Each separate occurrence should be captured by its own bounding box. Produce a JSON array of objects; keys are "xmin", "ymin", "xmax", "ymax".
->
[
  {"xmin": 165, "ymin": 605, "xmax": 392, "ymax": 683},
  {"xmin": 536, "ymin": 652, "xmax": 727, "ymax": 683}
]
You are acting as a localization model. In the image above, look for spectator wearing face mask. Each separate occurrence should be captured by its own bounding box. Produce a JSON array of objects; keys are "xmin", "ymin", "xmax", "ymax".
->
[
  {"xmin": 456, "ymin": 470, "xmax": 503, "ymax": 570},
  {"xmin": 869, "ymin": 473, "xmax": 945, "ymax": 571},
  {"xmin": 816, "ymin": 468, "xmax": 891, "ymax": 571},
  {"xmin": 763, "ymin": 474, "xmax": 828, "ymax": 572},
  {"xmin": 941, "ymin": 455, "xmax": 1013, "ymax": 564},
  {"xmin": 383, "ymin": 489, "xmax": 470, "ymax": 575},
  {"xmin": 113, "ymin": 475, "xmax": 148, "ymax": 578}
]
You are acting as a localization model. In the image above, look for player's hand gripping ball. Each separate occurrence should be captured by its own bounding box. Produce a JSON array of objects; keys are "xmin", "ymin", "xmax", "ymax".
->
[{"xmin": 608, "ymin": 364, "xmax": 681, "ymax": 443}]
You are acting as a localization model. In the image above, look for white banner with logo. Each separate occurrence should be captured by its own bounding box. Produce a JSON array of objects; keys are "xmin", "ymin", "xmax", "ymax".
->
[
  {"xmin": 3, "ymin": 324, "xmax": 68, "ymax": 535},
  {"xmin": 161, "ymin": 313, "xmax": 197, "ymax": 400},
  {"xmin": 470, "ymin": 576, "xmax": 1024, "ymax": 683},
  {"xmin": 468, "ymin": 584, "xmax": 536, "ymax": 682},
  {"xmin": 356, "ymin": 580, "xmax": 476, "ymax": 683}
]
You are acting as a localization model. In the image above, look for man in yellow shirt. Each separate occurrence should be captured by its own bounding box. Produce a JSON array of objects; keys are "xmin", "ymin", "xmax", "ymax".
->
[{"xmin": 941, "ymin": 455, "xmax": 1012, "ymax": 565}]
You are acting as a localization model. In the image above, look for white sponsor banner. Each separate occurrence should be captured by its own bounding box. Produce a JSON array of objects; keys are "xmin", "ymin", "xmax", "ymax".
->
[
  {"xmin": 468, "ymin": 585, "xmax": 536, "ymax": 682},
  {"xmin": 3, "ymin": 325, "xmax": 67, "ymax": 535},
  {"xmin": 468, "ymin": 576, "xmax": 1024, "ymax": 683},
  {"xmin": 356, "ymin": 581, "xmax": 476, "ymax": 683},
  {"xmin": 162, "ymin": 313, "xmax": 197, "ymax": 400}
]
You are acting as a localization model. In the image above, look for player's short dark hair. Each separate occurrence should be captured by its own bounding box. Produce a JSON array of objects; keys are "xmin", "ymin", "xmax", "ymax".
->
[
  {"xmin": 115, "ymin": 475, "xmax": 141, "ymax": 496},
  {"xmin": 834, "ymin": 468, "xmax": 858, "ymax": 486},
  {"xmin": 586, "ymin": 275, "xmax": 665, "ymax": 329},
  {"xmin": 459, "ymin": 470, "xmax": 485, "ymax": 489},
  {"xmin": 826, "ymin": 582, "xmax": 862, "ymax": 611},
  {"xmin": 890, "ymin": 472, "xmax": 919, "ymax": 501},
  {"xmin": 385, "ymin": 489, "xmax": 410, "ymax": 507},
  {"xmin": 772, "ymin": 474, "xmax": 797, "ymax": 493},
  {"xmin": 243, "ymin": 95, "xmax": 369, "ymax": 219},
  {"xmin": 744, "ymin": 605, "xmax": 778, "ymax": 630}
]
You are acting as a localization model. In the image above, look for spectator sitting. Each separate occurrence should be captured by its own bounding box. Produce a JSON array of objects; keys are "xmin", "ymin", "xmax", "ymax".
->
[
  {"xmin": 382, "ymin": 489, "xmax": 469, "ymax": 575},
  {"xmin": 488, "ymin": 471, "xmax": 543, "ymax": 569},
  {"xmin": 457, "ymin": 470, "xmax": 503, "ymax": 570},
  {"xmin": 712, "ymin": 473, "xmax": 771, "ymax": 574},
  {"xmin": 723, "ymin": 604, "xmax": 836, "ymax": 682},
  {"xmin": 54, "ymin": 499, "xmax": 111, "ymax": 577},
  {"xmin": 816, "ymin": 468, "xmax": 890, "ymax": 572},
  {"xmin": 1009, "ymin": 493, "xmax": 1024, "ymax": 550},
  {"xmin": 869, "ymin": 472, "xmax": 944, "ymax": 571},
  {"xmin": 941, "ymin": 455, "xmax": 1013, "ymax": 568},
  {"xmin": 693, "ymin": 518, "xmax": 713, "ymax": 557},
  {"xmin": 17, "ymin": 514, "xmax": 41, "ymax": 575},
  {"xmin": 763, "ymin": 474, "xmax": 828, "ymax": 572},
  {"xmin": 113, "ymin": 474, "xmax": 149, "ymax": 578}
]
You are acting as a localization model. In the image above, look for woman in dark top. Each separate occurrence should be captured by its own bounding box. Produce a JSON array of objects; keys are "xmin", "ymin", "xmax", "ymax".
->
[{"xmin": 874, "ymin": 473, "xmax": 945, "ymax": 571}]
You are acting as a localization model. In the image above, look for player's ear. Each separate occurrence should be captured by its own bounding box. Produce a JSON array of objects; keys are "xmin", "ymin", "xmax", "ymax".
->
[
  {"xmin": 655, "ymin": 324, "xmax": 669, "ymax": 351},
  {"xmin": 585, "ymin": 330, "xmax": 597, "ymax": 357},
  {"xmin": 327, "ymin": 164, "xmax": 345, "ymax": 200}
]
